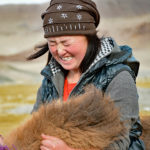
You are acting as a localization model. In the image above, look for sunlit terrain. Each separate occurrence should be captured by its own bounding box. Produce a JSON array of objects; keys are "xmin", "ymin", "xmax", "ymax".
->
[
  {"xmin": 0, "ymin": 84, "xmax": 39, "ymax": 136},
  {"xmin": 0, "ymin": 82, "xmax": 150, "ymax": 136}
]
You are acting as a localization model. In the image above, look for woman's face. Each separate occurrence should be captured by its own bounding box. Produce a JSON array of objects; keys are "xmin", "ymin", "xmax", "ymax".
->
[{"xmin": 47, "ymin": 35, "xmax": 88, "ymax": 72}]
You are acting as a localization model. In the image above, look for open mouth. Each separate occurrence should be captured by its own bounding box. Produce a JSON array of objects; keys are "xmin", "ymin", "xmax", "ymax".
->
[{"xmin": 61, "ymin": 57, "xmax": 73, "ymax": 61}]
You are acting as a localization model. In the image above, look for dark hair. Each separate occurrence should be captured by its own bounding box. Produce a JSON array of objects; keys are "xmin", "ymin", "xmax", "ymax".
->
[
  {"xmin": 27, "ymin": 35, "xmax": 101, "ymax": 73},
  {"xmin": 80, "ymin": 35, "xmax": 100, "ymax": 72},
  {"xmin": 27, "ymin": 43, "xmax": 51, "ymax": 65}
]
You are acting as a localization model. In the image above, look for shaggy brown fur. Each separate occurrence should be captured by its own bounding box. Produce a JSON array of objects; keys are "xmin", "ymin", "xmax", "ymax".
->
[
  {"xmin": 4, "ymin": 86, "xmax": 127, "ymax": 150},
  {"xmin": 141, "ymin": 116, "xmax": 150, "ymax": 150}
]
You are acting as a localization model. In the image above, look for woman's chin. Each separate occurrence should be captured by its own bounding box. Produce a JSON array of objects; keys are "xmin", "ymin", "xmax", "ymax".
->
[{"xmin": 61, "ymin": 64, "xmax": 78, "ymax": 71}]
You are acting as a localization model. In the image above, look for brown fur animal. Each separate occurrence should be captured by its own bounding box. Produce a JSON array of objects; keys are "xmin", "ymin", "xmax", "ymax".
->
[
  {"xmin": 141, "ymin": 116, "xmax": 150, "ymax": 150},
  {"xmin": 4, "ymin": 86, "xmax": 128, "ymax": 150}
]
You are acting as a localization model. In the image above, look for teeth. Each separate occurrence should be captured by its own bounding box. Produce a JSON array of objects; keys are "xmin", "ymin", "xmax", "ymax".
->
[{"xmin": 61, "ymin": 57, "xmax": 72, "ymax": 61}]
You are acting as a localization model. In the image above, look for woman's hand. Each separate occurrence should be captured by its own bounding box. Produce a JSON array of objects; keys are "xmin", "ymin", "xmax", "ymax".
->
[
  {"xmin": 0, "ymin": 135, "xmax": 4, "ymax": 145},
  {"xmin": 40, "ymin": 134, "xmax": 75, "ymax": 150}
]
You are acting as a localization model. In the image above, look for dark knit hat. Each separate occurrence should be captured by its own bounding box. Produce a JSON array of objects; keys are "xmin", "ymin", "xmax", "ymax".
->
[{"xmin": 41, "ymin": 0, "xmax": 100, "ymax": 38}]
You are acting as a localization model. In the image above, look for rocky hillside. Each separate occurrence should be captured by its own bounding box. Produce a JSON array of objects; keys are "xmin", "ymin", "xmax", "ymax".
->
[
  {"xmin": 0, "ymin": 0, "xmax": 150, "ymax": 20},
  {"xmin": 95, "ymin": 0, "xmax": 150, "ymax": 17}
]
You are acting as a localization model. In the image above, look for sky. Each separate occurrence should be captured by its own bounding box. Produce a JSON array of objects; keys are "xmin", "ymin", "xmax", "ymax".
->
[{"xmin": 0, "ymin": 0, "xmax": 49, "ymax": 5}]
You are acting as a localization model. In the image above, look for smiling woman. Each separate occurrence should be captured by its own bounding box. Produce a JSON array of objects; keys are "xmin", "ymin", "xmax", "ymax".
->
[
  {"xmin": 47, "ymin": 36, "xmax": 88, "ymax": 73},
  {"xmin": 25, "ymin": 0, "xmax": 146, "ymax": 149}
]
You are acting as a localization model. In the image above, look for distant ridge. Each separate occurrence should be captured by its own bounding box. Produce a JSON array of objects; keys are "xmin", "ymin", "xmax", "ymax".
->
[
  {"xmin": 0, "ymin": 48, "xmax": 47, "ymax": 62},
  {"xmin": 95, "ymin": 0, "xmax": 150, "ymax": 17},
  {"xmin": 0, "ymin": 0, "xmax": 150, "ymax": 57},
  {"xmin": 0, "ymin": 0, "xmax": 150, "ymax": 19}
]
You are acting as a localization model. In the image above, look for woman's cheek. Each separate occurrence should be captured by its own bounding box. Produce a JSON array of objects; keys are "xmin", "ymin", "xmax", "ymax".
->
[
  {"xmin": 67, "ymin": 45, "xmax": 78, "ymax": 54},
  {"xmin": 49, "ymin": 46, "xmax": 57, "ymax": 55}
]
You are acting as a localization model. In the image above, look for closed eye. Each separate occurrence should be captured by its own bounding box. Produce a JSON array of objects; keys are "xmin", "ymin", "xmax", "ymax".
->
[
  {"xmin": 50, "ymin": 43, "xmax": 56, "ymax": 46},
  {"xmin": 48, "ymin": 41, "xmax": 56, "ymax": 46},
  {"xmin": 63, "ymin": 43, "xmax": 70, "ymax": 46}
]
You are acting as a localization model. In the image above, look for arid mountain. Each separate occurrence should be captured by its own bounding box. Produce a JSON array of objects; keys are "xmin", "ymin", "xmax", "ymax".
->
[
  {"xmin": 0, "ymin": 0, "xmax": 150, "ymax": 20},
  {"xmin": 0, "ymin": 0, "xmax": 150, "ymax": 55},
  {"xmin": 95, "ymin": 0, "xmax": 150, "ymax": 17},
  {"xmin": 0, "ymin": 3, "xmax": 48, "ymax": 55}
]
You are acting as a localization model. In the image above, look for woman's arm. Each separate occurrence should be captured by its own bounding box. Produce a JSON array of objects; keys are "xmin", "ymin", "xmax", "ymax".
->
[
  {"xmin": 32, "ymin": 86, "xmax": 44, "ymax": 113},
  {"xmin": 0, "ymin": 135, "xmax": 4, "ymax": 145},
  {"xmin": 105, "ymin": 71, "xmax": 140, "ymax": 149}
]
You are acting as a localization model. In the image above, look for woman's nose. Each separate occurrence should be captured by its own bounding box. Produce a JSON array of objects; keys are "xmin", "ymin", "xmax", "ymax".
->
[{"xmin": 57, "ymin": 44, "xmax": 65, "ymax": 55}]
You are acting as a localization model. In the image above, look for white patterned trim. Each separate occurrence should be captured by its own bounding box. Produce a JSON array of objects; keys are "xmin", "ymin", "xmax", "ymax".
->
[
  {"xmin": 48, "ymin": 18, "xmax": 53, "ymax": 24},
  {"xmin": 50, "ymin": 58, "xmax": 61, "ymax": 76},
  {"xmin": 77, "ymin": 14, "xmax": 82, "ymax": 20},
  {"xmin": 76, "ymin": 5, "xmax": 83, "ymax": 9},
  {"xmin": 61, "ymin": 13, "xmax": 68, "ymax": 19},
  {"xmin": 89, "ymin": 37, "xmax": 114, "ymax": 69},
  {"xmin": 57, "ymin": 5, "xmax": 62, "ymax": 10}
]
